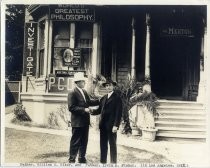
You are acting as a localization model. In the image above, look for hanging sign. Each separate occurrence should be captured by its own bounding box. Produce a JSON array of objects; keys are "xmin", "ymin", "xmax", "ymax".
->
[
  {"xmin": 23, "ymin": 22, "xmax": 37, "ymax": 76},
  {"xmin": 50, "ymin": 5, "xmax": 95, "ymax": 22}
]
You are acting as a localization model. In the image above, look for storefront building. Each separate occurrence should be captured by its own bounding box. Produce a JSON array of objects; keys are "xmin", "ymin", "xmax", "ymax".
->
[{"xmin": 21, "ymin": 5, "xmax": 207, "ymax": 140}]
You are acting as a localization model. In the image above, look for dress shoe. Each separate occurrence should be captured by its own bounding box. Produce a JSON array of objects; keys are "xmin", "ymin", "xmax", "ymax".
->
[
  {"xmin": 68, "ymin": 159, "xmax": 75, "ymax": 163},
  {"xmin": 78, "ymin": 157, "xmax": 87, "ymax": 163}
]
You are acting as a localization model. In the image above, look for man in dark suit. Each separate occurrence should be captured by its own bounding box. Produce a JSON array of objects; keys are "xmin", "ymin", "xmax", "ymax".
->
[
  {"xmin": 91, "ymin": 79, "xmax": 122, "ymax": 163},
  {"xmin": 68, "ymin": 72, "xmax": 99, "ymax": 163}
]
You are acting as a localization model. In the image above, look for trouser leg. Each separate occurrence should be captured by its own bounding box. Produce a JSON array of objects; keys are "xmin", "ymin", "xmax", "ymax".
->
[
  {"xmin": 69, "ymin": 127, "xmax": 82, "ymax": 162},
  {"xmin": 108, "ymin": 132, "xmax": 117, "ymax": 163},
  {"xmin": 100, "ymin": 128, "xmax": 108, "ymax": 163},
  {"xmin": 78, "ymin": 127, "xmax": 89, "ymax": 163}
]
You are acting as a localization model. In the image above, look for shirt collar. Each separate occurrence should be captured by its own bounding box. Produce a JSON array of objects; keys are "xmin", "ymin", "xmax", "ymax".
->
[
  {"xmin": 108, "ymin": 91, "xmax": 114, "ymax": 98},
  {"xmin": 76, "ymin": 86, "xmax": 83, "ymax": 93}
]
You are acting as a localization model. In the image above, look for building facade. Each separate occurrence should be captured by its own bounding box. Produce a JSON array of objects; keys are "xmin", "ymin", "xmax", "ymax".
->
[{"xmin": 21, "ymin": 5, "xmax": 207, "ymax": 140}]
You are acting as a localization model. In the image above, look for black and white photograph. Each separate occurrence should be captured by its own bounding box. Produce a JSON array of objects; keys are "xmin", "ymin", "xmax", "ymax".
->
[{"xmin": 1, "ymin": 1, "xmax": 210, "ymax": 167}]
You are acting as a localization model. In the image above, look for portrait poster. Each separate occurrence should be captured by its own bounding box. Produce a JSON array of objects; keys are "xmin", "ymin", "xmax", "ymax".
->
[{"xmin": 1, "ymin": 0, "xmax": 210, "ymax": 168}]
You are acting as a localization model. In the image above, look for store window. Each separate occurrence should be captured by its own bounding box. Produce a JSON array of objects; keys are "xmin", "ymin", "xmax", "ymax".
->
[
  {"xmin": 52, "ymin": 22, "xmax": 93, "ymax": 75},
  {"xmin": 75, "ymin": 23, "xmax": 93, "ymax": 71},
  {"xmin": 52, "ymin": 22, "xmax": 70, "ymax": 73},
  {"xmin": 38, "ymin": 20, "xmax": 45, "ymax": 77}
]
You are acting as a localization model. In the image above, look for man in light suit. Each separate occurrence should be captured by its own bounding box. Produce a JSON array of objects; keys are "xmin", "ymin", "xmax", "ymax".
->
[
  {"xmin": 91, "ymin": 79, "xmax": 122, "ymax": 163},
  {"xmin": 68, "ymin": 72, "xmax": 99, "ymax": 163}
]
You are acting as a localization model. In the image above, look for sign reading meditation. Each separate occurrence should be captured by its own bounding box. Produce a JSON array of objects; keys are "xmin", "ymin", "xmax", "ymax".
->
[
  {"xmin": 50, "ymin": 5, "xmax": 95, "ymax": 22},
  {"xmin": 161, "ymin": 27, "xmax": 194, "ymax": 37},
  {"xmin": 23, "ymin": 22, "xmax": 37, "ymax": 76}
]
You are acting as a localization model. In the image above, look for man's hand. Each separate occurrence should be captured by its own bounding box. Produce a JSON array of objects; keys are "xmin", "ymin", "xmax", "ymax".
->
[
  {"xmin": 112, "ymin": 126, "xmax": 118, "ymax": 133},
  {"xmin": 88, "ymin": 108, "xmax": 93, "ymax": 114},
  {"xmin": 84, "ymin": 108, "xmax": 90, "ymax": 113}
]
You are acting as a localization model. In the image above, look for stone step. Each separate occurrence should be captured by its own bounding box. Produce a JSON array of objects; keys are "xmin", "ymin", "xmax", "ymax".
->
[
  {"xmin": 157, "ymin": 114, "xmax": 205, "ymax": 120},
  {"xmin": 154, "ymin": 100, "xmax": 206, "ymax": 140},
  {"xmin": 156, "ymin": 116, "xmax": 206, "ymax": 122},
  {"xmin": 156, "ymin": 132, "xmax": 206, "ymax": 139},
  {"xmin": 157, "ymin": 106, "xmax": 205, "ymax": 110},
  {"xmin": 156, "ymin": 126, "xmax": 206, "ymax": 132},
  {"xmin": 156, "ymin": 118, "xmax": 206, "ymax": 123},
  {"xmin": 158, "ymin": 100, "xmax": 204, "ymax": 107},
  {"xmin": 157, "ymin": 111, "xmax": 206, "ymax": 117},
  {"xmin": 157, "ymin": 109, "xmax": 205, "ymax": 116},
  {"xmin": 155, "ymin": 121, "xmax": 206, "ymax": 128}
]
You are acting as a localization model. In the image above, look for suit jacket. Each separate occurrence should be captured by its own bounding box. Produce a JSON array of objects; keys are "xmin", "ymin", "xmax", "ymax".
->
[
  {"xmin": 92, "ymin": 91, "xmax": 122, "ymax": 131},
  {"xmin": 68, "ymin": 87, "xmax": 99, "ymax": 127}
]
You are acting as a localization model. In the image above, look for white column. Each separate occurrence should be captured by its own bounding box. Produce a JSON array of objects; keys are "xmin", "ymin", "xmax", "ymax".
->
[
  {"xmin": 70, "ymin": 23, "xmax": 75, "ymax": 48},
  {"xmin": 69, "ymin": 23, "xmax": 75, "ymax": 71},
  {"xmin": 43, "ymin": 18, "xmax": 49, "ymax": 77},
  {"xmin": 197, "ymin": 27, "xmax": 207, "ymax": 102},
  {"xmin": 145, "ymin": 13, "xmax": 151, "ymax": 78},
  {"xmin": 92, "ymin": 23, "xmax": 100, "ymax": 78},
  {"xmin": 47, "ymin": 20, "xmax": 53, "ymax": 75},
  {"xmin": 131, "ymin": 17, "xmax": 136, "ymax": 79},
  {"xmin": 111, "ymin": 44, "xmax": 117, "ymax": 81}
]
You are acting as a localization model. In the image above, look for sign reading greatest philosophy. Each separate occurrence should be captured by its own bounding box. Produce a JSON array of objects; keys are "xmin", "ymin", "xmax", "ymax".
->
[
  {"xmin": 23, "ymin": 22, "xmax": 37, "ymax": 76},
  {"xmin": 50, "ymin": 5, "xmax": 95, "ymax": 22}
]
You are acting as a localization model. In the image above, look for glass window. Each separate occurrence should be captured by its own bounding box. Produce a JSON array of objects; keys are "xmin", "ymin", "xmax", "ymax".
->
[
  {"xmin": 53, "ymin": 22, "xmax": 70, "ymax": 48},
  {"xmin": 75, "ymin": 23, "xmax": 93, "ymax": 71},
  {"xmin": 52, "ymin": 22, "xmax": 70, "ymax": 73},
  {"xmin": 51, "ymin": 22, "xmax": 93, "ymax": 74}
]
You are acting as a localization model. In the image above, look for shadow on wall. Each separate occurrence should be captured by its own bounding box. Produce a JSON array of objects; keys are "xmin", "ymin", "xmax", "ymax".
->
[
  {"xmin": 5, "ymin": 82, "xmax": 19, "ymax": 106},
  {"xmin": 5, "ymin": 92, "xmax": 16, "ymax": 106}
]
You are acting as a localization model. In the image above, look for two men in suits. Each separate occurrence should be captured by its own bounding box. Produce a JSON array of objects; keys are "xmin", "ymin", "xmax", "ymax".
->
[
  {"xmin": 91, "ymin": 79, "xmax": 123, "ymax": 163},
  {"xmin": 68, "ymin": 72, "xmax": 99, "ymax": 163}
]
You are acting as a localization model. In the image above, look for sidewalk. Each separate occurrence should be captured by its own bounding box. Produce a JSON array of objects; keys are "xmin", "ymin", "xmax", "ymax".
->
[{"xmin": 4, "ymin": 113, "xmax": 210, "ymax": 167}]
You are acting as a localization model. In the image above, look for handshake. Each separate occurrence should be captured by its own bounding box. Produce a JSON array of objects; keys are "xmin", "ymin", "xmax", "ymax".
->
[{"xmin": 85, "ymin": 107, "xmax": 93, "ymax": 114}]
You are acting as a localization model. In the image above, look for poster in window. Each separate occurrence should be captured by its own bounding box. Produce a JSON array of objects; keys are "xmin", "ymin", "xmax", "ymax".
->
[{"xmin": 54, "ymin": 48, "xmax": 81, "ymax": 67}]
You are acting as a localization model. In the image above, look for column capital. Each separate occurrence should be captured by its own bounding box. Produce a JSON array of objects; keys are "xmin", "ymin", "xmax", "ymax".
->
[
  {"xmin": 131, "ymin": 17, "xmax": 135, "ymax": 29},
  {"xmin": 146, "ymin": 13, "xmax": 151, "ymax": 27}
]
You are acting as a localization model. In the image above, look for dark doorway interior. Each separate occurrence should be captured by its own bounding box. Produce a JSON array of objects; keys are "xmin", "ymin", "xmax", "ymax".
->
[
  {"xmin": 100, "ymin": 7, "xmax": 131, "ymax": 81},
  {"xmin": 150, "ymin": 6, "xmax": 203, "ymax": 100},
  {"xmin": 151, "ymin": 37, "xmax": 187, "ymax": 99}
]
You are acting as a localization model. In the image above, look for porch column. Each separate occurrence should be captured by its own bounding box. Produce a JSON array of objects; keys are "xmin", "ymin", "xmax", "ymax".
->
[
  {"xmin": 47, "ymin": 20, "xmax": 53, "ymax": 75},
  {"xmin": 92, "ymin": 23, "xmax": 101, "ymax": 78},
  {"xmin": 43, "ymin": 18, "xmax": 49, "ymax": 77},
  {"xmin": 70, "ymin": 23, "xmax": 75, "ymax": 48},
  {"xmin": 131, "ymin": 17, "xmax": 136, "ymax": 79},
  {"xmin": 111, "ymin": 44, "xmax": 117, "ymax": 81},
  {"xmin": 69, "ymin": 23, "xmax": 75, "ymax": 71},
  {"xmin": 145, "ymin": 13, "xmax": 151, "ymax": 78},
  {"xmin": 197, "ymin": 26, "xmax": 207, "ymax": 102}
]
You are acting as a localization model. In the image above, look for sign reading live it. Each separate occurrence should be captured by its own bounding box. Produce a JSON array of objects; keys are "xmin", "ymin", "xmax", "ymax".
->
[
  {"xmin": 50, "ymin": 5, "xmax": 95, "ymax": 22},
  {"xmin": 23, "ymin": 22, "xmax": 37, "ymax": 76}
]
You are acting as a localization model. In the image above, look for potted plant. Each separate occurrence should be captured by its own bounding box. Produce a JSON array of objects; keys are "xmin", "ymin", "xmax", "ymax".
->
[
  {"xmin": 131, "ymin": 78, "xmax": 159, "ymax": 141},
  {"xmin": 115, "ymin": 75, "xmax": 142, "ymax": 135}
]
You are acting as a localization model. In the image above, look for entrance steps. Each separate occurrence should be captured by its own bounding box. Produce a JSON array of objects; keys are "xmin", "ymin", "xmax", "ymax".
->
[{"xmin": 155, "ymin": 100, "xmax": 206, "ymax": 141}]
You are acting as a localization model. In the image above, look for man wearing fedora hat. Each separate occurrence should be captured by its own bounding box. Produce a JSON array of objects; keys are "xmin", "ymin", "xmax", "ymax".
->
[
  {"xmin": 90, "ymin": 79, "xmax": 122, "ymax": 163},
  {"xmin": 68, "ymin": 72, "xmax": 99, "ymax": 163}
]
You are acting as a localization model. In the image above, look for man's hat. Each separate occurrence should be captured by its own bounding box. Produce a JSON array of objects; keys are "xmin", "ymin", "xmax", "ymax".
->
[
  {"xmin": 102, "ymin": 79, "xmax": 117, "ymax": 87},
  {"xmin": 73, "ymin": 72, "xmax": 87, "ymax": 82}
]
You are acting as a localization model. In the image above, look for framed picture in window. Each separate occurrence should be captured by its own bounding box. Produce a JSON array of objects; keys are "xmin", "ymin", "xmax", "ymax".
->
[{"xmin": 53, "ymin": 48, "xmax": 81, "ymax": 67}]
